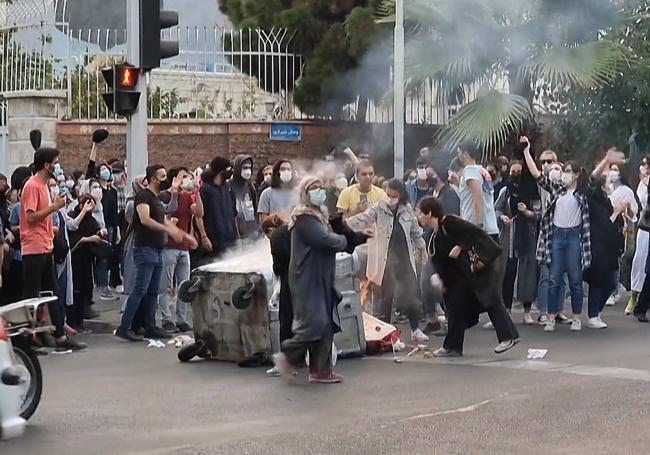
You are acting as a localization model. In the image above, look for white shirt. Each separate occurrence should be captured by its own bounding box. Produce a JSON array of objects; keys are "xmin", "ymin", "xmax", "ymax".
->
[
  {"xmin": 637, "ymin": 181, "xmax": 648, "ymax": 211},
  {"xmin": 553, "ymin": 189, "xmax": 581, "ymax": 228},
  {"xmin": 609, "ymin": 184, "xmax": 639, "ymax": 225}
]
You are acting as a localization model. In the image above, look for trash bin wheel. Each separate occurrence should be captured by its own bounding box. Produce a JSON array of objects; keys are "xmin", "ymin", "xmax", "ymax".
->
[{"xmin": 178, "ymin": 340, "xmax": 207, "ymax": 363}]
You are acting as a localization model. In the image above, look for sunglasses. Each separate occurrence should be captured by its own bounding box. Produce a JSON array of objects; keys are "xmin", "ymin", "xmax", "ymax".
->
[{"xmin": 541, "ymin": 159, "xmax": 554, "ymax": 165}]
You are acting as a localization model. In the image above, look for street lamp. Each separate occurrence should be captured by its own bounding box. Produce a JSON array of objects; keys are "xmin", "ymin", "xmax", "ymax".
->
[{"xmin": 393, "ymin": 0, "xmax": 405, "ymax": 179}]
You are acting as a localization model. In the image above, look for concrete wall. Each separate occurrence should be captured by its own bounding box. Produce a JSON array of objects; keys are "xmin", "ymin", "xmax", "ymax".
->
[
  {"xmin": 55, "ymin": 120, "xmax": 440, "ymax": 178},
  {"xmin": 4, "ymin": 90, "xmax": 67, "ymax": 175}
]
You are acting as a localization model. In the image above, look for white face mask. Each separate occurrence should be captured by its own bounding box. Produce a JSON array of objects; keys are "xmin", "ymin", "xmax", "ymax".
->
[
  {"xmin": 91, "ymin": 187, "xmax": 103, "ymax": 201},
  {"xmin": 549, "ymin": 169, "xmax": 562, "ymax": 182},
  {"xmin": 387, "ymin": 196, "xmax": 399, "ymax": 208},
  {"xmin": 542, "ymin": 163, "xmax": 551, "ymax": 175},
  {"xmin": 241, "ymin": 168, "xmax": 252, "ymax": 180},
  {"xmin": 181, "ymin": 178, "xmax": 196, "ymax": 191},
  {"xmin": 66, "ymin": 180, "xmax": 75, "ymax": 189},
  {"xmin": 608, "ymin": 170, "xmax": 620, "ymax": 183},
  {"xmin": 417, "ymin": 168, "xmax": 428, "ymax": 180},
  {"xmin": 264, "ymin": 174, "xmax": 272, "ymax": 184},
  {"xmin": 561, "ymin": 172, "xmax": 575, "ymax": 186},
  {"xmin": 334, "ymin": 177, "xmax": 348, "ymax": 190},
  {"xmin": 279, "ymin": 170, "xmax": 293, "ymax": 183}
]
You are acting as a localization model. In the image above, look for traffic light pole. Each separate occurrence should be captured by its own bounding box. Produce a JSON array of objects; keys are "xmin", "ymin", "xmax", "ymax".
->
[{"xmin": 126, "ymin": 0, "xmax": 148, "ymax": 183}]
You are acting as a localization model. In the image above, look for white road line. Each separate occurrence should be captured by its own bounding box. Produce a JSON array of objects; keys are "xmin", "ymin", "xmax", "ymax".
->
[{"xmin": 364, "ymin": 356, "xmax": 650, "ymax": 382}]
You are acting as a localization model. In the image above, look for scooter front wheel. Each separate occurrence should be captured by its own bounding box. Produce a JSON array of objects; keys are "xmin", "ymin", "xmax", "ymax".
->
[{"xmin": 12, "ymin": 344, "xmax": 42, "ymax": 420}]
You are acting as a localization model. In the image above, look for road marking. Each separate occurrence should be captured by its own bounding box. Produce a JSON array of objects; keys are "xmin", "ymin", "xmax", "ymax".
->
[
  {"xmin": 364, "ymin": 356, "xmax": 650, "ymax": 382},
  {"xmin": 404, "ymin": 396, "xmax": 502, "ymax": 421}
]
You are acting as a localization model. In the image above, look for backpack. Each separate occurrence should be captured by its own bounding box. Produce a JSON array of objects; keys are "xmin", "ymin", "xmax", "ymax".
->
[{"xmin": 53, "ymin": 212, "xmax": 70, "ymax": 263}]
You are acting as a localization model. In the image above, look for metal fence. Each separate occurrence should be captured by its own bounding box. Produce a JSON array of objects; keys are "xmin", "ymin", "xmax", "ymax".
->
[{"xmin": 0, "ymin": 21, "xmax": 477, "ymax": 125}]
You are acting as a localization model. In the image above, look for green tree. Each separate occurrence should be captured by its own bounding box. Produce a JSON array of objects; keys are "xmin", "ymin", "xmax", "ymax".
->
[
  {"xmin": 547, "ymin": 1, "xmax": 650, "ymax": 161},
  {"xmin": 217, "ymin": 0, "xmax": 387, "ymax": 121},
  {"xmin": 376, "ymin": 0, "xmax": 634, "ymax": 157}
]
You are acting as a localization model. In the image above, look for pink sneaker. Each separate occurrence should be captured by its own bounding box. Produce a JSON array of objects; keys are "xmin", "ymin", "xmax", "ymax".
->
[{"xmin": 308, "ymin": 371, "xmax": 344, "ymax": 384}]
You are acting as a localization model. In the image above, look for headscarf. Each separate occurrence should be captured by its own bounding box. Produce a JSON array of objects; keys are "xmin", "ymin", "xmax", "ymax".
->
[{"xmin": 289, "ymin": 176, "xmax": 329, "ymax": 230}]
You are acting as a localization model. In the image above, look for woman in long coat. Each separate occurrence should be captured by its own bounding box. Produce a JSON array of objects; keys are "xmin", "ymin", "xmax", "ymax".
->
[
  {"xmin": 417, "ymin": 196, "xmax": 519, "ymax": 356},
  {"xmin": 272, "ymin": 176, "xmax": 348, "ymax": 384}
]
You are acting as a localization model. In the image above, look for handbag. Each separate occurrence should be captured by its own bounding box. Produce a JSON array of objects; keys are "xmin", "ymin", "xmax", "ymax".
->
[
  {"xmin": 638, "ymin": 206, "xmax": 650, "ymax": 232},
  {"xmin": 52, "ymin": 212, "xmax": 70, "ymax": 264},
  {"xmin": 441, "ymin": 215, "xmax": 502, "ymax": 274}
]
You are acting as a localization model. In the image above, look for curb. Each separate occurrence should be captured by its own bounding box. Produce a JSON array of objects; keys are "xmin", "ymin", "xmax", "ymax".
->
[{"xmin": 84, "ymin": 318, "xmax": 118, "ymax": 335}]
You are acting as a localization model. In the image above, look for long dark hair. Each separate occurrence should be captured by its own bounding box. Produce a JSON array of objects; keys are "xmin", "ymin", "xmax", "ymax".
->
[
  {"xmin": 386, "ymin": 178, "xmax": 410, "ymax": 206},
  {"xmin": 270, "ymin": 159, "xmax": 294, "ymax": 188}
]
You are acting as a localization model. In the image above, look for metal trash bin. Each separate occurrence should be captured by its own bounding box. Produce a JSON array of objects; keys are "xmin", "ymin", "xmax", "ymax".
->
[{"xmin": 179, "ymin": 241, "xmax": 366, "ymax": 363}]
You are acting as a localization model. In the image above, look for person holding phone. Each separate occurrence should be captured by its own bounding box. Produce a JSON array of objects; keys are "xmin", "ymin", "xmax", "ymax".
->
[{"xmin": 336, "ymin": 160, "xmax": 386, "ymax": 218}]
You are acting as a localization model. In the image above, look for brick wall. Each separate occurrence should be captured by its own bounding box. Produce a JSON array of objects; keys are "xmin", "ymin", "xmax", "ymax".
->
[{"xmin": 55, "ymin": 120, "xmax": 440, "ymax": 177}]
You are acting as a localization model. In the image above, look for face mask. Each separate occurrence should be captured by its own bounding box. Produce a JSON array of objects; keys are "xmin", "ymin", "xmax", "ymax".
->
[
  {"xmin": 608, "ymin": 170, "xmax": 620, "ymax": 183},
  {"xmin": 561, "ymin": 172, "xmax": 575, "ymax": 186},
  {"xmin": 181, "ymin": 178, "xmax": 196, "ymax": 191},
  {"xmin": 335, "ymin": 177, "xmax": 348, "ymax": 190},
  {"xmin": 241, "ymin": 168, "xmax": 252, "ymax": 180},
  {"xmin": 549, "ymin": 169, "xmax": 562, "ymax": 182},
  {"xmin": 99, "ymin": 169, "xmax": 111, "ymax": 181},
  {"xmin": 56, "ymin": 173, "xmax": 65, "ymax": 183},
  {"xmin": 408, "ymin": 175, "xmax": 416, "ymax": 183},
  {"xmin": 542, "ymin": 163, "xmax": 551, "ymax": 175},
  {"xmin": 510, "ymin": 174, "xmax": 521, "ymax": 187},
  {"xmin": 66, "ymin": 180, "xmax": 74, "ymax": 189},
  {"xmin": 308, "ymin": 188, "xmax": 327, "ymax": 206},
  {"xmin": 417, "ymin": 169, "xmax": 428, "ymax": 180},
  {"xmin": 264, "ymin": 174, "xmax": 272, "ymax": 184},
  {"xmin": 387, "ymin": 196, "xmax": 399, "ymax": 208},
  {"xmin": 91, "ymin": 187, "xmax": 103, "ymax": 201},
  {"xmin": 280, "ymin": 170, "xmax": 293, "ymax": 183}
]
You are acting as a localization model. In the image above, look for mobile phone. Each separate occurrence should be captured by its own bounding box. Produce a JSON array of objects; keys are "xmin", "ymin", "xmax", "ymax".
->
[{"xmin": 360, "ymin": 194, "xmax": 368, "ymax": 205}]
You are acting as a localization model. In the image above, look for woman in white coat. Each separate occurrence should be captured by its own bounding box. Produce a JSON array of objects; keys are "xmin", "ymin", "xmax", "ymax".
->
[
  {"xmin": 346, "ymin": 178, "xmax": 429, "ymax": 342},
  {"xmin": 627, "ymin": 159, "xmax": 649, "ymax": 314}
]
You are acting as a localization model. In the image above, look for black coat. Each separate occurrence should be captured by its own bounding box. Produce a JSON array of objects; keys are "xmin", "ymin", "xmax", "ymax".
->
[
  {"xmin": 584, "ymin": 184, "xmax": 624, "ymax": 283},
  {"xmin": 432, "ymin": 215, "xmax": 503, "ymax": 311},
  {"xmin": 270, "ymin": 224, "xmax": 293, "ymax": 342}
]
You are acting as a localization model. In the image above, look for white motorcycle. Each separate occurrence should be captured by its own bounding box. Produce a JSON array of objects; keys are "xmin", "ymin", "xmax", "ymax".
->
[{"xmin": 0, "ymin": 295, "xmax": 55, "ymax": 440}]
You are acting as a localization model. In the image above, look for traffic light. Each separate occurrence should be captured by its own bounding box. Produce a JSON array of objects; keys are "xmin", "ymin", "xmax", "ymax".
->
[
  {"xmin": 140, "ymin": 0, "xmax": 179, "ymax": 71},
  {"xmin": 101, "ymin": 63, "xmax": 141, "ymax": 116}
]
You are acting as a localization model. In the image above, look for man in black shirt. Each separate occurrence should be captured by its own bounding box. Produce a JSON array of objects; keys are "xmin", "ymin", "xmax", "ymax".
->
[{"xmin": 115, "ymin": 165, "xmax": 196, "ymax": 342}]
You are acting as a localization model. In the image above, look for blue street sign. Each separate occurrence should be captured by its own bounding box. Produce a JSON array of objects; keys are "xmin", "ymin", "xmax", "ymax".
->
[{"xmin": 269, "ymin": 124, "xmax": 302, "ymax": 142}]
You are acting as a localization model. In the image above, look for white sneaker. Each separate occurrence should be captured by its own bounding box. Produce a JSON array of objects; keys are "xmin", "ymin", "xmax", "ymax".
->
[
  {"xmin": 544, "ymin": 320, "xmax": 556, "ymax": 332},
  {"xmin": 570, "ymin": 319, "xmax": 582, "ymax": 331},
  {"xmin": 585, "ymin": 317, "xmax": 607, "ymax": 329},
  {"xmin": 537, "ymin": 314, "xmax": 549, "ymax": 325},
  {"xmin": 523, "ymin": 313, "xmax": 534, "ymax": 325},
  {"xmin": 437, "ymin": 315, "xmax": 447, "ymax": 324},
  {"xmin": 483, "ymin": 321, "xmax": 494, "ymax": 329},
  {"xmin": 605, "ymin": 296, "xmax": 616, "ymax": 307},
  {"xmin": 411, "ymin": 328, "xmax": 430, "ymax": 342}
]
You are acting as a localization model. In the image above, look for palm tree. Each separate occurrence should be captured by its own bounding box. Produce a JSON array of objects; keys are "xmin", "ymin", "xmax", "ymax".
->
[{"xmin": 375, "ymin": 0, "xmax": 635, "ymax": 157}]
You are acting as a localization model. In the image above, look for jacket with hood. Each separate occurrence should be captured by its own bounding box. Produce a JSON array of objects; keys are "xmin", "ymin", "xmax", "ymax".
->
[{"xmin": 231, "ymin": 155, "xmax": 261, "ymax": 239}]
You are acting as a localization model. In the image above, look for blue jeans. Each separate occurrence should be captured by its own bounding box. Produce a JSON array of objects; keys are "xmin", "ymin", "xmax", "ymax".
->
[
  {"xmin": 537, "ymin": 263, "xmax": 566, "ymax": 315},
  {"xmin": 157, "ymin": 248, "xmax": 190, "ymax": 324},
  {"xmin": 119, "ymin": 246, "xmax": 163, "ymax": 332},
  {"xmin": 548, "ymin": 227, "xmax": 583, "ymax": 315},
  {"xmin": 588, "ymin": 270, "xmax": 618, "ymax": 318}
]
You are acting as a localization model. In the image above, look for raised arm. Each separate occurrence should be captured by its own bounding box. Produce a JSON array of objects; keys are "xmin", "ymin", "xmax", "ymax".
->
[
  {"xmin": 521, "ymin": 136, "xmax": 541, "ymax": 180},
  {"xmin": 345, "ymin": 205, "xmax": 378, "ymax": 232}
]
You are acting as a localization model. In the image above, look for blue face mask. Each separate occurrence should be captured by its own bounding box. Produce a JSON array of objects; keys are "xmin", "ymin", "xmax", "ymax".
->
[
  {"xmin": 99, "ymin": 169, "xmax": 111, "ymax": 181},
  {"xmin": 309, "ymin": 188, "xmax": 327, "ymax": 206}
]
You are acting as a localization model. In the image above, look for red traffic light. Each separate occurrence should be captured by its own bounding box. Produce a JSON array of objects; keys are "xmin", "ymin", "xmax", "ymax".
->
[{"xmin": 118, "ymin": 66, "xmax": 138, "ymax": 89}]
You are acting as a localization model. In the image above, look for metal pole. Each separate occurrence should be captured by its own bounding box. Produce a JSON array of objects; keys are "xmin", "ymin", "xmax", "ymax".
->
[
  {"xmin": 126, "ymin": 0, "xmax": 148, "ymax": 183},
  {"xmin": 393, "ymin": 0, "xmax": 405, "ymax": 179}
]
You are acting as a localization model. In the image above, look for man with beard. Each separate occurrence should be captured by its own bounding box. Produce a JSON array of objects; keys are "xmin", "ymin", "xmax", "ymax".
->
[{"xmin": 115, "ymin": 165, "xmax": 191, "ymax": 342}]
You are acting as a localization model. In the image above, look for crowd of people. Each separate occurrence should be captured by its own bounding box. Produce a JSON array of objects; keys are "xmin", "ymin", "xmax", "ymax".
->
[{"xmin": 0, "ymin": 134, "xmax": 647, "ymax": 384}]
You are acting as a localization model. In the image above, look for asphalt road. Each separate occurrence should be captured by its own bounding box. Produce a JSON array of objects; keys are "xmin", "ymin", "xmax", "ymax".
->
[{"xmin": 3, "ymin": 303, "xmax": 650, "ymax": 455}]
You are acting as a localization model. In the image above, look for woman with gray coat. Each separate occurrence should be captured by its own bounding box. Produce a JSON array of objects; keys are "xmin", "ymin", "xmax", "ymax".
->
[
  {"xmin": 273, "ymin": 176, "xmax": 349, "ymax": 384},
  {"xmin": 346, "ymin": 179, "xmax": 429, "ymax": 342}
]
